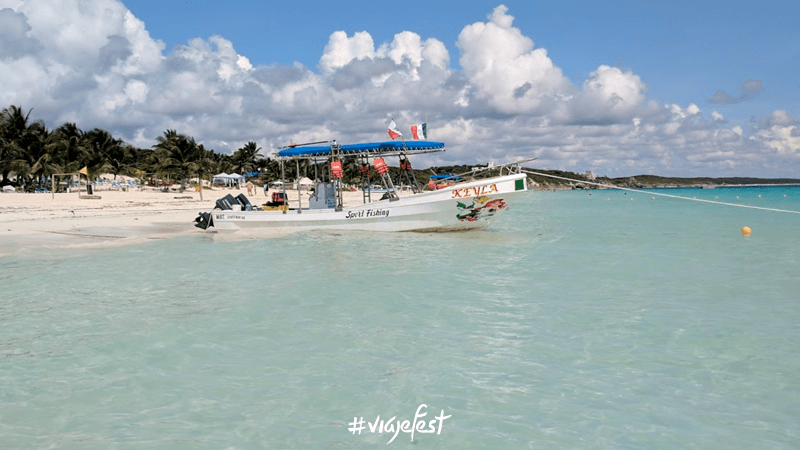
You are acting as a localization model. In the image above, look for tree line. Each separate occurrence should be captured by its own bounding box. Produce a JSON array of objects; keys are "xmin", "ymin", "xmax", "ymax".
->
[
  {"xmin": 0, "ymin": 105, "xmax": 274, "ymax": 192},
  {"xmin": 7, "ymin": 104, "xmax": 549, "ymax": 193}
]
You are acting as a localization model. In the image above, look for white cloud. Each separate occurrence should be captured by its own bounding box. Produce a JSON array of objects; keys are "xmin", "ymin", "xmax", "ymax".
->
[
  {"xmin": 319, "ymin": 31, "xmax": 376, "ymax": 73},
  {"xmin": 0, "ymin": 0, "xmax": 797, "ymax": 177},
  {"xmin": 760, "ymin": 125, "xmax": 800, "ymax": 154},
  {"xmin": 124, "ymin": 79, "xmax": 148, "ymax": 103},
  {"xmin": 456, "ymin": 5, "xmax": 573, "ymax": 114},
  {"xmin": 570, "ymin": 65, "xmax": 647, "ymax": 123},
  {"xmin": 236, "ymin": 55, "xmax": 253, "ymax": 71},
  {"xmin": 318, "ymin": 29, "xmax": 449, "ymax": 87}
]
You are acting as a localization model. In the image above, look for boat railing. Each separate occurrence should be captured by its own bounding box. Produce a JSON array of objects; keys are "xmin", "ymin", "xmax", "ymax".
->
[{"xmin": 430, "ymin": 158, "xmax": 536, "ymax": 186}]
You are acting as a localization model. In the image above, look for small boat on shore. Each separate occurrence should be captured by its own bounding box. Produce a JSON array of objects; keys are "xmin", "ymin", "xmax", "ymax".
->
[{"xmin": 194, "ymin": 140, "xmax": 528, "ymax": 232}]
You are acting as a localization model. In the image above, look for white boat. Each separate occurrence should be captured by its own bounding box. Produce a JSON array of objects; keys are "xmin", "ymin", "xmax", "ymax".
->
[{"xmin": 194, "ymin": 140, "xmax": 528, "ymax": 232}]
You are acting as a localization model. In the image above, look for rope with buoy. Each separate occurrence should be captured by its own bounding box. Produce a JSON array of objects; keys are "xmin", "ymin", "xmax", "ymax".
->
[{"xmin": 521, "ymin": 169, "xmax": 800, "ymax": 215}]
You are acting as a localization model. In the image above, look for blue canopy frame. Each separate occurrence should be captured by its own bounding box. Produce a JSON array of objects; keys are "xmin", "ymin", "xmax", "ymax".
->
[{"xmin": 277, "ymin": 140, "xmax": 445, "ymax": 159}]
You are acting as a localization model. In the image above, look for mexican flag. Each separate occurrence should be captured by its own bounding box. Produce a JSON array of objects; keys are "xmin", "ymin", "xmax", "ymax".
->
[
  {"xmin": 410, "ymin": 123, "xmax": 427, "ymax": 140},
  {"xmin": 388, "ymin": 119, "xmax": 402, "ymax": 140}
]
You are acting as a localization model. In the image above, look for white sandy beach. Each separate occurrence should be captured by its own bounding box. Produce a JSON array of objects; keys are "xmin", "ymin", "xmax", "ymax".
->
[{"xmin": 0, "ymin": 186, "xmax": 376, "ymax": 255}]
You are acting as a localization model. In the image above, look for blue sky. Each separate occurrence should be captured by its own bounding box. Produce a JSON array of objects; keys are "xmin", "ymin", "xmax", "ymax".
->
[
  {"xmin": 124, "ymin": 0, "xmax": 799, "ymax": 121},
  {"xmin": 2, "ymin": 0, "xmax": 798, "ymax": 177}
]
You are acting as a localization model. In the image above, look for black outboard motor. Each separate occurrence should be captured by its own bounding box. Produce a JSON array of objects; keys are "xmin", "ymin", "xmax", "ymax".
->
[
  {"xmin": 236, "ymin": 193, "xmax": 253, "ymax": 211},
  {"xmin": 194, "ymin": 212, "xmax": 213, "ymax": 229},
  {"xmin": 215, "ymin": 194, "xmax": 237, "ymax": 210}
]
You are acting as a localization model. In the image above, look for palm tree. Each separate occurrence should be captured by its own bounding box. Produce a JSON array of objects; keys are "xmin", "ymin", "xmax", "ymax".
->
[
  {"xmin": 0, "ymin": 115, "xmax": 9, "ymax": 186},
  {"xmin": 12, "ymin": 123, "xmax": 51, "ymax": 191},
  {"xmin": 1, "ymin": 106, "xmax": 36, "ymax": 187},
  {"xmin": 193, "ymin": 143, "xmax": 218, "ymax": 199},
  {"xmin": 1, "ymin": 106, "xmax": 53, "ymax": 190},
  {"xmin": 130, "ymin": 147, "xmax": 155, "ymax": 176},
  {"xmin": 104, "ymin": 142, "xmax": 132, "ymax": 180},
  {"xmin": 230, "ymin": 141, "xmax": 262, "ymax": 175},
  {"xmin": 152, "ymin": 129, "xmax": 200, "ymax": 184},
  {"xmin": 215, "ymin": 152, "xmax": 234, "ymax": 174},
  {"xmin": 83, "ymin": 128, "xmax": 122, "ymax": 179},
  {"xmin": 46, "ymin": 122, "xmax": 86, "ymax": 174}
]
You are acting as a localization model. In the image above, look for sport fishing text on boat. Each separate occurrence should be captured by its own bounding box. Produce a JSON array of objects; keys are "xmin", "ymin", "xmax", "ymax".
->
[{"xmin": 345, "ymin": 208, "xmax": 390, "ymax": 219}]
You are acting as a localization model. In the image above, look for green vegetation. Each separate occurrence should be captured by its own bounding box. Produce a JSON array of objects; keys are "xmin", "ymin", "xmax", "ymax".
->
[{"xmin": 0, "ymin": 105, "xmax": 276, "ymax": 192}]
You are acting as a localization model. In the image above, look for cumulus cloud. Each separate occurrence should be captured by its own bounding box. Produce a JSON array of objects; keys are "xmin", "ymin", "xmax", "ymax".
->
[
  {"xmin": 456, "ymin": 5, "xmax": 573, "ymax": 115},
  {"xmin": 0, "ymin": 0, "xmax": 797, "ymax": 177},
  {"xmin": 570, "ymin": 65, "xmax": 648, "ymax": 124},
  {"xmin": 319, "ymin": 29, "xmax": 449, "ymax": 86},
  {"xmin": 319, "ymin": 31, "xmax": 377, "ymax": 73},
  {"xmin": 709, "ymin": 78, "xmax": 765, "ymax": 104},
  {"xmin": 0, "ymin": 7, "xmax": 41, "ymax": 58},
  {"xmin": 756, "ymin": 110, "xmax": 800, "ymax": 155}
]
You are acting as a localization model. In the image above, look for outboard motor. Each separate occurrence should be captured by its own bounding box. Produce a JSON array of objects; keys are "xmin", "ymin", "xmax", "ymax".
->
[
  {"xmin": 194, "ymin": 212, "xmax": 213, "ymax": 230},
  {"xmin": 215, "ymin": 194, "xmax": 237, "ymax": 210},
  {"xmin": 235, "ymin": 193, "xmax": 253, "ymax": 211}
]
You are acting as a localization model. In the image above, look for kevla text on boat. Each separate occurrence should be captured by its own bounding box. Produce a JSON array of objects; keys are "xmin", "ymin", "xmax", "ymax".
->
[{"xmin": 194, "ymin": 140, "xmax": 528, "ymax": 232}]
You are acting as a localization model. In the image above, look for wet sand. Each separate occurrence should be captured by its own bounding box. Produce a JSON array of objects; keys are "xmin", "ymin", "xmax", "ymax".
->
[{"xmin": 0, "ymin": 186, "xmax": 384, "ymax": 256}]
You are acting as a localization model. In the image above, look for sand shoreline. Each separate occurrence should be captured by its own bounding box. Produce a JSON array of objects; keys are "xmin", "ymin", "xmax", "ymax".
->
[
  {"xmin": 1, "ymin": 190, "xmax": 205, "ymax": 256},
  {"xmin": 0, "ymin": 186, "xmax": 402, "ymax": 256}
]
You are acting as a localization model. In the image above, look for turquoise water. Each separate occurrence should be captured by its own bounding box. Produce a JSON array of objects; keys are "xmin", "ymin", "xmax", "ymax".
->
[{"xmin": 2, "ymin": 187, "xmax": 799, "ymax": 449}]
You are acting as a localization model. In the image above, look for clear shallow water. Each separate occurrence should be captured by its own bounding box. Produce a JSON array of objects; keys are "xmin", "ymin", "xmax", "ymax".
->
[{"xmin": 2, "ymin": 187, "xmax": 799, "ymax": 449}]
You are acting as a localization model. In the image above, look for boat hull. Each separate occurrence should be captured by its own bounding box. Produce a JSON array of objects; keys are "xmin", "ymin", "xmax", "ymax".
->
[{"xmin": 206, "ymin": 173, "xmax": 527, "ymax": 232}]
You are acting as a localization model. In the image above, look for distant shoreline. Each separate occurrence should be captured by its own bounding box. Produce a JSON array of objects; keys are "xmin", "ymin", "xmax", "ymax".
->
[
  {"xmin": 529, "ymin": 182, "xmax": 800, "ymax": 191},
  {"xmin": 521, "ymin": 168, "xmax": 800, "ymax": 191},
  {"xmin": 423, "ymin": 163, "xmax": 800, "ymax": 191}
]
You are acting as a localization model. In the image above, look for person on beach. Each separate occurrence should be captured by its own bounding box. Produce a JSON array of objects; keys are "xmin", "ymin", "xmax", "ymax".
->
[
  {"xmin": 263, "ymin": 183, "xmax": 269, "ymax": 197},
  {"xmin": 246, "ymin": 181, "xmax": 254, "ymax": 195}
]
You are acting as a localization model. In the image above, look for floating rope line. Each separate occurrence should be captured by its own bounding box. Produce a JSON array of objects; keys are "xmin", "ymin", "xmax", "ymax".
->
[{"xmin": 521, "ymin": 169, "xmax": 800, "ymax": 215}]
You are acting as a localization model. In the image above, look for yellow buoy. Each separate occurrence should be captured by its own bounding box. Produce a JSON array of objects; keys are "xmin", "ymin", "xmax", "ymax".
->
[{"xmin": 741, "ymin": 226, "xmax": 752, "ymax": 236}]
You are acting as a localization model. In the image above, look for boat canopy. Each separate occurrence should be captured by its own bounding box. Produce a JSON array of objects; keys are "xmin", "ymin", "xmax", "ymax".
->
[
  {"xmin": 430, "ymin": 174, "xmax": 464, "ymax": 180},
  {"xmin": 277, "ymin": 140, "xmax": 445, "ymax": 159}
]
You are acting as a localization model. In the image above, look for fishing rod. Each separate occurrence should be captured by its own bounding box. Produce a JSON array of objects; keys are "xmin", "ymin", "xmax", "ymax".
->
[{"xmin": 278, "ymin": 140, "xmax": 332, "ymax": 150}]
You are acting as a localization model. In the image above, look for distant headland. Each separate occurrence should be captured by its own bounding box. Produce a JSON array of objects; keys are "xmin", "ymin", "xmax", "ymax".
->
[{"xmin": 427, "ymin": 164, "xmax": 800, "ymax": 191}]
